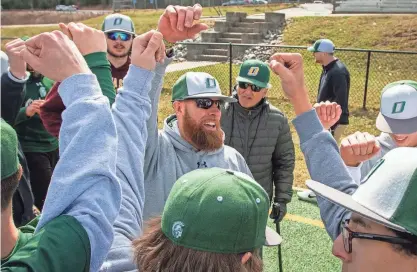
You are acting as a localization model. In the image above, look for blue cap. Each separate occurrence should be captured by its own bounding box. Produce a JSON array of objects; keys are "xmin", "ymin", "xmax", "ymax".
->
[{"xmin": 307, "ymin": 39, "xmax": 335, "ymax": 53}]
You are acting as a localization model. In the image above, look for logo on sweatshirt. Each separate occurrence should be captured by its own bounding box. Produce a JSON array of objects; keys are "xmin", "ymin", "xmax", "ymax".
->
[{"xmin": 197, "ymin": 161, "xmax": 208, "ymax": 168}]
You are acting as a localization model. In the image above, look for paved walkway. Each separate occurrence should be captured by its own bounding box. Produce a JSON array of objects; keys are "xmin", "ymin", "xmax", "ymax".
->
[{"xmin": 166, "ymin": 61, "xmax": 218, "ymax": 73}]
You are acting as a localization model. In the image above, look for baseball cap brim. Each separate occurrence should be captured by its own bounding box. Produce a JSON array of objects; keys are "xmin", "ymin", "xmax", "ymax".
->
[
  {"xmin": 104, "ymin": 29, "xmax": 135, "ymax": 35},
  {"xmin": 376, "ymin": 112, "xmax": 417, "ymax": 134},
  {"xmin": 265, "ymin": 226, "xmax": 282, "ymax": 246},
  {"xmin": 307, "ymin": 46, "xmax": 317, "ymax": 52},
  {"xmin": 183, "ymin": 93, "xmax": 237, "ymax": 103},
  {"xmin": 306, "ymin": 180, "xmax": 407, "ymax": 233},
  {"xmin": 236, "ymin": 76, "xmax": 271, "ymax": 89}
]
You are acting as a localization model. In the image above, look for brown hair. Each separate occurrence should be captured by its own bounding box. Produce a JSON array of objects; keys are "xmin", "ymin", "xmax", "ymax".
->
[
  {"xmin": 133, "ymin": 217, "xmax": 263, "ymax": 272},
  {"xmin": 1, "ymin": 166, "xmax": 22, "ymax": 212}
]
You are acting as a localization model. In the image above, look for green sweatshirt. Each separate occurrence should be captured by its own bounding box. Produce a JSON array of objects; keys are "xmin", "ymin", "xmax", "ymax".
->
[{"xmin": 14, "ymin": 74, "xmax": 59, "ymax": 153}]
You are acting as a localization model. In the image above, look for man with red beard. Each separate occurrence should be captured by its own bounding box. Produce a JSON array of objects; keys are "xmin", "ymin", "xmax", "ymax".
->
[
  {"xmin": 141, "ymin": 71, "xmax": 252, "ymax": 221},
  {"xmin": 102, "ymin": 13, "xmax": 135, "ymax": 90}
]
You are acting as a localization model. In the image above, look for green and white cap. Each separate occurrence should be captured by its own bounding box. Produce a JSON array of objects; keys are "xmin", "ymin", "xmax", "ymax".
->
[
  {"xmin": 161, "ymin": 168, "xmax": 282, "ymax": 254},
  {"xmin": 237, "ymin": 59, "xmax": 271, "ymax": 88},
  {"xmin": 102, "ymin": 13, "xmax": 135, "ymax": 35},
  {"xmin": 376, "ymin": 80, "xmax": 417, "ymax": 134},
  {"xmin": 307, "ymin": 39, "xmax": 335, "ymax": 53},
  {"xmin": 172, "ymin": 72, "xmax": 236, "ymax": 102},
  {"xmin": 307, "ymin": 147, "xmax": 417, "ymax": 236}
]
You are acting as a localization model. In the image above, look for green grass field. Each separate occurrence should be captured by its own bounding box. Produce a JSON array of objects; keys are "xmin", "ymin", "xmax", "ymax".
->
[{"xmin": 263, "ymin": 192, "xmax": 340, "ymax": 272}]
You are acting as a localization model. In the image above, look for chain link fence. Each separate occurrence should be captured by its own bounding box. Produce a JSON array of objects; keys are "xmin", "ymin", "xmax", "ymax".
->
[{"xmin": 165, "ymin": 43, "xmax": 417, "ymax": 112}]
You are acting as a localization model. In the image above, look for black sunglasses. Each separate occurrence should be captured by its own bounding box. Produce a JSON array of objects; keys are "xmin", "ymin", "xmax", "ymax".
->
[
  {"xmin": 341, "ymin": 219, "xmax": 412, "ymax": 253},
  {"xmin": 192, "ymin": 98, "xmax": 223, "ymax": 110},
  {"xmin": 238, "ymin": 82, "xmax": 263, "ymax": 92}
]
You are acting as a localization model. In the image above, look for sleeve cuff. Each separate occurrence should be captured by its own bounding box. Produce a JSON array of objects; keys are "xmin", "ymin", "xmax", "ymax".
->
[
  {"xmin": 155, "ymin": 57, "xmax": 173, "ymax": 75},
  {"xmin": 346, "ymin": 163, "xmax": 363, "ymax": 185},
  {"xmin": 122, "ymin": 65, "xmax": 155, "ymax": 95},
  {"xmin": 8, "ymin": 68, "xmax": 29, "ymax": 83}
]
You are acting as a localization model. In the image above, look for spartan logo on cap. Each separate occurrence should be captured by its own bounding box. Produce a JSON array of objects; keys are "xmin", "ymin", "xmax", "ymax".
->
[
  {"xmin": 172, "ymin": 221, "xmax": 185, "ymax": 239},
  {"xmin": 206, "ymin": 78, "xmax": 217, "ymax": 89},
  {"xmin": 113, "ymin": 18, "xmax": 123, "ymax": 26},
  {"xmin": 247, "ymin": 67, "xmax": 260, "ymax": 76},
  {"xmin": 392, "ymin": 101, "xmax": 406, "ymax": 114}
]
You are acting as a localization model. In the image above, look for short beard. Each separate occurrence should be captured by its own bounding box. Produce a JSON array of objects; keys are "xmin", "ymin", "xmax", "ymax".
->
[
  {"xmin": 183, "ymin": 110, "xmax": 223, "ymax": 152},
  {"xmin": 107, "ymin": 49, "xmax": 130, "ymax": 58}
]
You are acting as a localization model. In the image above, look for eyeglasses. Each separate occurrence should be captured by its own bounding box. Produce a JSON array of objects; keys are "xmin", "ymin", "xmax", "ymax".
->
[
  {"xmin": 238, "ymin": 82, "xmax": 263, "ymax": 92},
  {"xmin": 340, "ymin": 219, "xmax": 412, "ymax": 253},
  {"xmin": 193, "ymin": 98, "xmax": 223, "ymax": 110},
  {"xmin": 107, "ymin": 32, "xmax": 132, "ymax": 41}
]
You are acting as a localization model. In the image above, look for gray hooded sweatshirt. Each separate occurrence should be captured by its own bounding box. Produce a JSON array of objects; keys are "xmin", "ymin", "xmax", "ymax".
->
[{"xmin": 103, "ymin": 60, "xmax": 252, "ymax": 272}]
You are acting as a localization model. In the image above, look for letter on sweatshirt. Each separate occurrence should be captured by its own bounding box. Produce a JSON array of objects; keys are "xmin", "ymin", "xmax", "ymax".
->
[{"xmin": 292, "ymin": 109, "xmax": 358, "ymax": 241}]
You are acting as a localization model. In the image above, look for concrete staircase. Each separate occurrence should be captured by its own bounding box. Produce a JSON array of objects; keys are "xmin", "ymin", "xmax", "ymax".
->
[
  {"xmin": 186, "ymin": 12, "xmax": 286, "ymax": 62},
  {"xmin": 334, "ymin": 0, "xmax": 417, "ymax": 13}
]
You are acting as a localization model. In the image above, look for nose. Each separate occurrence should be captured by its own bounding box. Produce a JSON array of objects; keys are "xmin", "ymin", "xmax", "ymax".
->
[{"xmin": 332, "ymin": 234, "xmax": 352, "ymax": 263}]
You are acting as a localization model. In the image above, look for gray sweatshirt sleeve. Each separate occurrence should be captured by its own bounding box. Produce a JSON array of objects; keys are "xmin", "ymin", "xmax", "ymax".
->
[
  {"xmin": 35, "ymin": 73, "xmax": 121, "ymax": 272},
  {"xmin": 144, "ymin": 58, "xmax": 172, "ymax": 177},
  {"xmin": 102, "ymin": 66, "xmax": 154, "ymax": 272},
  {"xmin": 292, "ymin": 109, "xmax": 358, "ymax": 240}
]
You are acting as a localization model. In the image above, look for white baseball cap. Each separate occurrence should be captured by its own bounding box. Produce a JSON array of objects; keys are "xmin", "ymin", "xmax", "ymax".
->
[
  {"xmin": 307, "ymin": 39, "xmax": 335, "ymax": 54},
  {"xmin": 102, "ymin": 14, "xmax": 135, "ymax": 35},
  {"xmin": 376, "ymin": 80, "xmax": 417, "ymax": 134}
]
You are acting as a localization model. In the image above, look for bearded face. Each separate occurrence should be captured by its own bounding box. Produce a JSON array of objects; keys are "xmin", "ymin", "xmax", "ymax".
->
[{"xmin": 182, "ymin": 108, "xmax": 223, "ymax": 151}]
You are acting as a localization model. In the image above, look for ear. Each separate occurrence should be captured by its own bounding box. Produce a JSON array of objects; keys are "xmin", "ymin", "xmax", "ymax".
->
[
  {"xmin": 241, "ymin": 252, "xmax": 252, "ymax": 264},
  {"xmin": 173, "ymin": 101, "xmax": 184, "ymax": 116},
  {"xmin": 261, "ymin": 88, "xmax": 268, "ymax": 98}
]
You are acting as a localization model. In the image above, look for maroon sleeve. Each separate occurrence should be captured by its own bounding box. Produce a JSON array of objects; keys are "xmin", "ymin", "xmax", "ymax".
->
[{"xmin": 40, "ymin": 82, "xmax": 65, "ymax": 138}]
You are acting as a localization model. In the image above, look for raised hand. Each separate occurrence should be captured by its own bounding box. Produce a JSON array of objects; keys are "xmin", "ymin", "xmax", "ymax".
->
[
  {"xmin": 131, "ymin": 30, "xmax": 165, "ymax": 71},
  {"xmin": 20, "ymin": 31, "xmax": 91, "ymax": 82},
  {"xmin": 340, "ymin": 131, "xmax": 381, "ymax": 167},
  {"xmin": 59, "ymin": 22, "xmax": 107, "ymax": 56},
  {"xmin": 314, "ymin": 101, "xmax": 342, "ymax": 130},
  {"xmin": 269, "ymin": 53, "xmax": 311, "ymax": 115},
  {"xmin": 158, "ymin": 4, "xmax": 208, "ymax": 43},
  {"xmin": 5, "ymin": 38, "xmax": 27, "ymax": 79}
]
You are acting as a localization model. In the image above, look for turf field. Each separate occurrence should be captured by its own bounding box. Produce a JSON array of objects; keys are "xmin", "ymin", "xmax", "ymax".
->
[{"xmin": 263, "ymin": 191, "xmax": 341, "ymax": 272}]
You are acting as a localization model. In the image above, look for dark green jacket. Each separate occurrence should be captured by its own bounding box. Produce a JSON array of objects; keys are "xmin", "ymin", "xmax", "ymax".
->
[
  {"xmin": 14, "ymin": 75, "xmax": 58, "ymax": 153},
  {"xmin": 221, "ymin": 93, "xmax": 295, "ymax": 203}
]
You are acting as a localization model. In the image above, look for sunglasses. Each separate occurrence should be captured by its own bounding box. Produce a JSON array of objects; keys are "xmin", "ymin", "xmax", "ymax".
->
[
  {"xmin": 107, "ymin": 32, "xmax": 132, "ymax": 41},
  {"xmin": 193, "ymin": 98, "xmax": 223, "ymax": 110},
  {"xmin": 238, "ymin": 82, "xmax": 263, "ymax": 92}
]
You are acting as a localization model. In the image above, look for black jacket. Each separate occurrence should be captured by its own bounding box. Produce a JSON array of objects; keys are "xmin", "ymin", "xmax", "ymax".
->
[
  {"xmin": 317, "ymin": 59, "xmax": 350, "ymax": 125},
  {"xmin": 221, "ymin": 92, "xmax": 295, "ymax": 203},
  {"xmin": 1, "ymin": 72, "xmax": 35, "ymax": 227}
]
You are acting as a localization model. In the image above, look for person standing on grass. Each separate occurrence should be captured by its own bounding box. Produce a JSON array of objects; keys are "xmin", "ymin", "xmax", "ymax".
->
[
  {"xmin": 298, "ymin": 38, "xmax": 351, "ymax": 203},
  {"xmin": 221, "ymin": 59, "xmax": 295, "ymax": 223}
]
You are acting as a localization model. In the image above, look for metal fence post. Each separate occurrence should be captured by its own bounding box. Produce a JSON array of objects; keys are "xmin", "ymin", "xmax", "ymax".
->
[
  {"xmin": 363, "ymin": 51, "xmax": 372, "ymax": 110},
  {"xmin": 229, "ymin": 43, "xmax": 233, "ymax": 96}
]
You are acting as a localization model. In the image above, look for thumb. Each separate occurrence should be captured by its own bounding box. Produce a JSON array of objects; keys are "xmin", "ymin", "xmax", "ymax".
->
[
  {"xmin": 143, "ymin": 32, "xmax": 163, "ymax": 56},
  {"xmin": 372, "ymin": 141, "xmax": 381, "ymax": 155},
  {"xmin": 269, "ymin": 60, "xmax": 291, "ymax": 79},
  {"xmin": 187, "ymin": 23, "xmax": 209, "ymax": 38},
  {"xmin": 20, "ymin": 48, "xmax": 41, "ymax": 71}
]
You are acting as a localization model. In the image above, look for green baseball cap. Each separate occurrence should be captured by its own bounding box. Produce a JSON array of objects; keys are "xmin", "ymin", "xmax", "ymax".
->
[
  {"xmin": 172, "ymin": 72, "xmax": 236, "ymax": 102},
  {"xmin": 161, "ymin": 168, "xmax": 282, "ymax": 254},
  {"xmin": 376, "ymin": 80, "xmax": 417, "ymax": 134},
  {"xmin": 1, "ymin": 119, "xmax": 20, "ymax": 180},
  {"xmin": 307, "ymin": 147, "xmax": 417, "ymax": 236},
  {"xmin": 307, "ymin": 39, "xmax": 335, "ymax": 53},
  {"xmin": 236, "ymin": 59, "xmax": 271, "ymax": 89}
]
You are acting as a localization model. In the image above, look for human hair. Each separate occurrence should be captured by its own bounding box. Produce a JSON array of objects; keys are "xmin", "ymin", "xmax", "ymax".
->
[
  {"xmin": 390, "ymin": 228, "xmax": 417, "ymax": 257},
  {"xmin": 133, "ymin": 217, "xmax": 263, "ymax": 272},
  {"xmin": 1, "ymin": 166, "xmax": 22, "ymax": 212}
]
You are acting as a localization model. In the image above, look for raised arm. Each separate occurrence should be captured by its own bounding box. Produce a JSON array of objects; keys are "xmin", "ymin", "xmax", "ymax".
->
[
  {"xmin": 269, "ymin": 53, "xmax": 358, "ymax": 240},
  {"xmin": 25, "ymin": 27, "xmax": 120, "ymax": 272}
]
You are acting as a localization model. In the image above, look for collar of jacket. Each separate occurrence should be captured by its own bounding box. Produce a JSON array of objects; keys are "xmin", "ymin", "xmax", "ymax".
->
[
  {"xmin": 231, "ymin": 90, "xmax": 267, "ymax": 118},
  {"xmin": 323, "ymin": 58, "xmax": 339, "ymax": 72}
]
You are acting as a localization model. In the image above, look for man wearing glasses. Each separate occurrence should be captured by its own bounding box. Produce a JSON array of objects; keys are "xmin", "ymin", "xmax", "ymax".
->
[
  {"xmin": 268, "ymin": 52, "xmax": 417, "ymax": 272},
  {"xmin": 102, "ymin": 13, "xmax": 135, "ymax": 90},
  {"xmin": 221, "ymin": 59, "xmax": 295, "ymax": 222}
]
